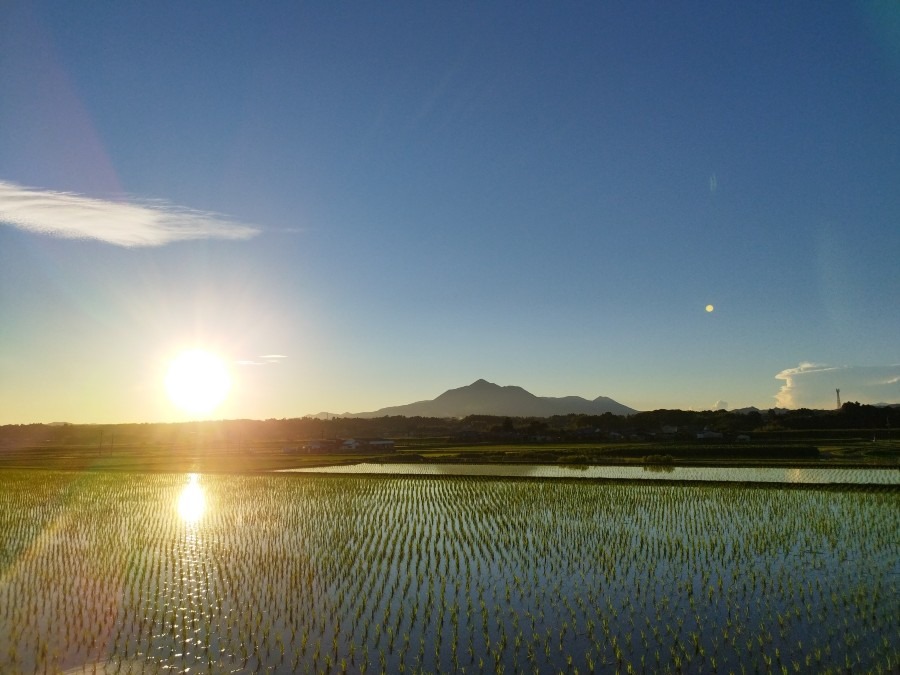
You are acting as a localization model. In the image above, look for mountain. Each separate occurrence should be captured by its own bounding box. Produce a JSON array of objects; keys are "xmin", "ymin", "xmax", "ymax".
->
[{"xmin": 321, "ymin": 379, "xmax": 636, "ymax": 419}]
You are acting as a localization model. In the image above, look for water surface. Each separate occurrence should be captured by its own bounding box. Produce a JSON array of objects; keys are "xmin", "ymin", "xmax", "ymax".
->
[
  {"xmin": 280, "ymin": 462, "xmax": 900, "ymax": 484},
  {"xmin": 1, "ymin": 471, "xmax": 897, "ymax": 673}
]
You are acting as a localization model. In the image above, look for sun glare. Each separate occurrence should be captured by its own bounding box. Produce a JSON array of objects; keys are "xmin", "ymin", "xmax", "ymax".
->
[
  {"xmin": 165, "ymin": 349, "xmax": 231, "ymax": 416},
  {"xmin": 177, "ymin": 473, "xmax": 206, "ymax": 523}
]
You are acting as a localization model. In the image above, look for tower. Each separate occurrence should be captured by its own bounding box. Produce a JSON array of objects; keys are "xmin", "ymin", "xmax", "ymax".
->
[{"xmin": 836, "ymin": 388, "xmax": 841, "ymax": 409}]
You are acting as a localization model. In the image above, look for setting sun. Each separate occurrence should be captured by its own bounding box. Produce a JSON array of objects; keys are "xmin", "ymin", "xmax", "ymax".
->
[{"xmin": 165, "ymin": 349, "xmax": 231, "ymax": 416}]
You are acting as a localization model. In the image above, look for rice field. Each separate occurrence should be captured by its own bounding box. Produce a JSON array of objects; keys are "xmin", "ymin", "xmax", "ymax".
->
[
  {"xmin": 0, "ymin": 470, "xmax": 897, "ymax": 674},
  {"xmin": 282, "ymin": 462, "xmax": 900, "ymax": 485}
]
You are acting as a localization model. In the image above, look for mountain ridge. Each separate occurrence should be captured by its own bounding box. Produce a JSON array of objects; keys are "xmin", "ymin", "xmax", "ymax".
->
[{"xmin": 316, "ymin": 379, "xmax": 637, "ymax": 419}]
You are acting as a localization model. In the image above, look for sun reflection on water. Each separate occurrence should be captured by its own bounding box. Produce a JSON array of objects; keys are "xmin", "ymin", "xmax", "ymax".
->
[{"xmin": 177, "ymin": 473, "xmax": 206, "ymax": 524}]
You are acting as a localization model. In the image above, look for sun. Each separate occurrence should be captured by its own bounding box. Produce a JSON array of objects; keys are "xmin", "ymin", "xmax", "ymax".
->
[{"xmin": 165, "ymin": 349, "xmax": 231, "ymax": 416}]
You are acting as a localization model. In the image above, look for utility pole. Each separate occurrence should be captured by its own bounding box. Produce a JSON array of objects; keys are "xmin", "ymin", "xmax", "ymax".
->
[{"xmin": 836, "ymin": 388, "xmax": 841, "ymax": 410}]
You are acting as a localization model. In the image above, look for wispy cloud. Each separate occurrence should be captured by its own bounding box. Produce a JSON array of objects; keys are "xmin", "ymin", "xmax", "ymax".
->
[
  {"xmin": 236, "ymin": 355, "xmax": 288, "ymax": 366},
  {"xmin": 775, "ymin": 363, "xmax": 900, "ymax": 408},
  {"xmin": 0, "ymin": 180, "xmax": 259, "ymax": 247}
]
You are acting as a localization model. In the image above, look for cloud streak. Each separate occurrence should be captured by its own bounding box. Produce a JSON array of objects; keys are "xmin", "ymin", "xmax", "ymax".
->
[
  {"xmin": 0, "ymin": 180, "xmax": 259, "ymax": 247},
  {"xmin": 775, "ymin": 362, "xmax": 900, "ymax": 408},
  {"xmin": 236, "ymin": 355, "xmax": 288, "ymax": 366}
]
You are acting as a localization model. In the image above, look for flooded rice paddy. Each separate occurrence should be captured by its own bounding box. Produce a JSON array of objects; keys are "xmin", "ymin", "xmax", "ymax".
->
[
  {"xmin": 281, "ymin": 462, "xmax": 900, "ymax": 485},
  {"xmin": 0, "ymin": 470, "xmax": 897, "ymax": 673}
]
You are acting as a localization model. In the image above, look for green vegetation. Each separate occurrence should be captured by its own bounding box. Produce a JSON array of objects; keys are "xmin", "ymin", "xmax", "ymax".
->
[
  {"xmin": 1, "ymin": 426, "xmax": 897, "ymax": 474},
  {"xmin": 2, "ymin": 404, "xmax": 897, "ymax": 473},
  {"xmin": 1, "ymin": 437, "xmax": 896, "ymax": 474},
  {"xmin": 0, "ymin": 470, "xmax": 897, "ymax": 673},
  {"xmin": 0, "ymin": 442, "xmax": 381, "ymax": 473}
]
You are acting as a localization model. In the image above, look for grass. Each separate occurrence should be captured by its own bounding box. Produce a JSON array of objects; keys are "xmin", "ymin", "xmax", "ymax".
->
[
  {"xmin": 389, "ymin": 439, "xmax": 898, "ymax": 468},
  {"xmin": 0, "ymin": 435, "xmax": 896, "ymax": 473},
  {"xmin": 0, "ymin": 444, "xmax": 393, "ymax": 473}
]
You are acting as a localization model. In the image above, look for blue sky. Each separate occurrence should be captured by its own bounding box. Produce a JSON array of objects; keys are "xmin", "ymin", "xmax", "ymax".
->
[{"xmin": 1, "ymin": 1, "xmax": 898, "ymax": 423}]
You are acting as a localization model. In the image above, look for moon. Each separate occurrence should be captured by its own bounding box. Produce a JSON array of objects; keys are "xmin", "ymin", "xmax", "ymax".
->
[
  {"xmin": 705, "ymin": 304, "xmax": 715, "ymax": 313},
  {"xmin": 165, "ymin": 349, "xmax": 231, "ymax": 416}
]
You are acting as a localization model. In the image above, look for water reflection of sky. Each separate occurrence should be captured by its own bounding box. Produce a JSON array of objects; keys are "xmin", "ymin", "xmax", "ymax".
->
[
  {"xmin": 280, "ymin": 463, "xmax": 900, "ymax": 485},
  {"xmin": 177, "ymin": 473, "xmax": 206, "ymax": 523}
]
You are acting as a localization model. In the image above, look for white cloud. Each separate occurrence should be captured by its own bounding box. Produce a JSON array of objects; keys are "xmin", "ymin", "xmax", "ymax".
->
[
  {"xmin": 775, "ymin": 363, "xmax": 900, "ymax": 409},
  {"xmin": 236, "ymin": 355, "xmax": 287, "ymax": 366},
  {"xmin": 712, "ymin": 400, "xmax": 729, "ymax": 411},
  {"xmin": 0, "ymin": 180, "xmax": 259, "ymax": 247}
]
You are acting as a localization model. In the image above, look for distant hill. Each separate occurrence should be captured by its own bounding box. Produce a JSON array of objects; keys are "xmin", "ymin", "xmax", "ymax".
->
[
  {"xmin": 730, "ymin": 407, "xmax": 761, "ymax": 415},
  {"xmin": 319, "ymin": 379, "xmax": 637, "ymax": 419}
]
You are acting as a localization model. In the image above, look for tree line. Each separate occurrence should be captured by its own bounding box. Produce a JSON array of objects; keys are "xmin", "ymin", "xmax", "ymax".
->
[{"xmin": 1, "ymin": 402, "xmax": 896, "ymax": 448}]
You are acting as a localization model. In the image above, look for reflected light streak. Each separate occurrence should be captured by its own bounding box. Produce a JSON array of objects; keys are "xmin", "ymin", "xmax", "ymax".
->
[{"xmin": 177, "ymin": 473, "xmax": 206, "ymax": 523}]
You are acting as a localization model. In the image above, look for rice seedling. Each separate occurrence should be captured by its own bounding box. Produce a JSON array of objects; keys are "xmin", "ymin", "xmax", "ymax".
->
[{"xmin": 0, "ymin": 469, "xmax": 896, "ymax": 672}]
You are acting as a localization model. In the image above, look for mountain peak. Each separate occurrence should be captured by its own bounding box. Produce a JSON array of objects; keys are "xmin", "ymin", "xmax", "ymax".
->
[{"xmin": 338, "ymin": 380, "xmax": 636, "ymax": 418}]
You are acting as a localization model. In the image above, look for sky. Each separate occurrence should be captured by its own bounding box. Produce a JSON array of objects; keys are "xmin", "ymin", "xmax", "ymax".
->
[{"xmin": 1, "ymin": 2, "xmax": 898, "ymax": 424}]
